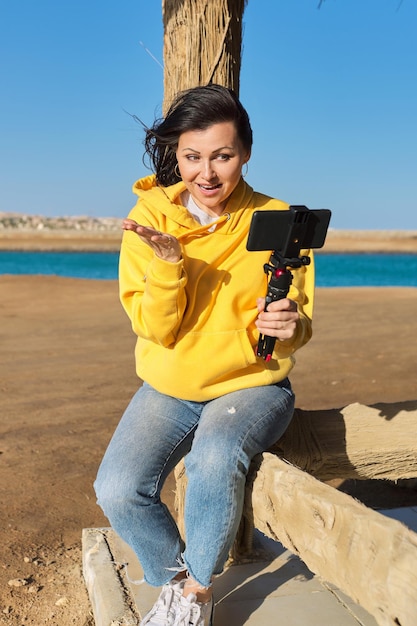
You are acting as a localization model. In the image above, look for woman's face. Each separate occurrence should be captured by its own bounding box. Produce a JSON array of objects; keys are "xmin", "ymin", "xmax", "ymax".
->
[{"xmin": 176, "ymin": 121, "xmax": 250, "ymax": 216}]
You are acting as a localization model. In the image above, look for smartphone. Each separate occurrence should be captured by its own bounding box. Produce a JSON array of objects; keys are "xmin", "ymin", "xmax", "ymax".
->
[{"xmin": 246, "ymin": 206, "xmax": 332, "ymax": 253}]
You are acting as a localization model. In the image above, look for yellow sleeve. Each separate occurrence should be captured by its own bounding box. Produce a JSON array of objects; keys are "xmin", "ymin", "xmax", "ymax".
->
[{"xmin": 119, "ymin": 220, "xmax": 188, "ymax": 348}]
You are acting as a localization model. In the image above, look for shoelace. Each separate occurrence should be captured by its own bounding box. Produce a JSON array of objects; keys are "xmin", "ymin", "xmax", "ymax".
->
[
  {"xmin": 142, "ymin": 582, "xmax": 182, "ymax": 625},
  {"xmin": 175, "ymin": 594, "xmax": 213, "ymax": 626}
]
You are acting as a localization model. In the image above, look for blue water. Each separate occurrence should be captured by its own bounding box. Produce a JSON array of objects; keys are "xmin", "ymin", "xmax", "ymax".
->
[
  {"xmin": 0, "ymin": 251, "xmax": 416, "ymax": 287},
  {"xmin": 314, "ymin": 253, "xmax": 415, "ymax": 287},
  {"xmin": 0, "ymin": 251, "xmax": 120, "ymax": 280}
]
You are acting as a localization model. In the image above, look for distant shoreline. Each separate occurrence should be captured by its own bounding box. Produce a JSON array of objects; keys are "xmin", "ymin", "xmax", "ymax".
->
[{"xmin": 0, "ymin": 213, "xmax": 416, "ymax": 253}]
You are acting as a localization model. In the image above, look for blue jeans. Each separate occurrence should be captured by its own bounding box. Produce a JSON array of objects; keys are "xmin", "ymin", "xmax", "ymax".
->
[{"xmin": 94, "ymin": 380, "xmax": 294, "ymax": 588}]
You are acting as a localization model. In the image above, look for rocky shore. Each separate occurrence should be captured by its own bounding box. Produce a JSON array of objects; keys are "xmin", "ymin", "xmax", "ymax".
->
[
  {"xmin": 0, "ymin": 212, "xmax": 121, "ymax": 232},
  {"xmin": 0, "ymin": 212, "xmax": 123, "ymax": 251}
]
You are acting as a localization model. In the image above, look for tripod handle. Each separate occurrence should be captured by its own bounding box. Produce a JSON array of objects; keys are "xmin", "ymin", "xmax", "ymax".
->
[{"xmin": 257, "ymin": 265, "xmax": 292, "ymax": 361}]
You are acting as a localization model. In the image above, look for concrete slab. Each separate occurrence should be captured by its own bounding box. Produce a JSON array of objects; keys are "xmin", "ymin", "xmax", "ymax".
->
[
  {"xmin": 82, "ymin": 527, "xmax": 139, "ymax": 625},
  {"xmin": 83, "ymin": 527, "xmax": 380, "ymax": 626},
  {"xmin": 82, "ymin": 506, "xmax": 417, "ymax": 625}
]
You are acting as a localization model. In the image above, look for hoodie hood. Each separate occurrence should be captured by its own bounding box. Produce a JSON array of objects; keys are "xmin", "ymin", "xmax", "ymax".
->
[{"xmin": 132, "ymin": 174, "xmax": 262, "ymax": 238}]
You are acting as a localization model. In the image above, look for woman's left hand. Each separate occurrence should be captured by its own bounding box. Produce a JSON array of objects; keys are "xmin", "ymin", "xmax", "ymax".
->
[
  {"xmin": 122, "ymin": 219, "xmax": 182, "ymax": 263},
  {"xmin": 255, "ymin": 297, "xmax": 299, "ymax": 341}
]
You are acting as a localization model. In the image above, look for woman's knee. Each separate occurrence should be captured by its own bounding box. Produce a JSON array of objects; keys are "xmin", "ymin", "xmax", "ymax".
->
[
  {"xmin": 93, "ymin": 467, "xmax": 119, "ymax": 514},
  {"xmin": 95, "ymin": 484, "xmax": 156, "ymax": 526},
  {"xmin": 94, "ymin": 463, "xmax": 147, "ymax": 515},
  {"xmin": 185, "ymin": 435, "xmax": 249, "ymax": 484}
]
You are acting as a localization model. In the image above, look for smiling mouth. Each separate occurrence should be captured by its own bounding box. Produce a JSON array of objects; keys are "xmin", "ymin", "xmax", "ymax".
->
[{"xmin": 198, "ymin": 183, "xmax": 221, "ymax": 190}]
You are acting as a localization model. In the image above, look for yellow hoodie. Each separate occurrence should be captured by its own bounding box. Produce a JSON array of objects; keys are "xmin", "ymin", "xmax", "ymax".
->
[{"xmin": 119, "ymin": 175, "xmax": 314, "ymax": 401}]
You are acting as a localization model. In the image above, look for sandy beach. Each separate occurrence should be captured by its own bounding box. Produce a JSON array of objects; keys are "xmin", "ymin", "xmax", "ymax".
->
[{"xmin": 1, "ymin": 230, "xmax": 417, "ymax": 624}]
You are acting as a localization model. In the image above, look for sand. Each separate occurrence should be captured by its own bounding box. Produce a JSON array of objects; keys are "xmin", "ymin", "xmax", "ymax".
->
[{"xmin": 1, "ymin": 233, "xmax": 417, "ymax": 624}]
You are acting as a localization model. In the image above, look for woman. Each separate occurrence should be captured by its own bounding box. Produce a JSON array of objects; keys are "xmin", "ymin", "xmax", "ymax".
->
[{"xmin": 95, "ymin": 84, "xmax": 314, "ymax": 626}]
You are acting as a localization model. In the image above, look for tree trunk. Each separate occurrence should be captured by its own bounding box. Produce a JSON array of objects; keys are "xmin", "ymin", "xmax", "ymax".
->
[
  {"xmin": 162, "ymin": 0, "xmax": 247, "ymax": 112},
  {"xmin": 248, "ymin": 453, "xmax": 417, "ymax": 626}
]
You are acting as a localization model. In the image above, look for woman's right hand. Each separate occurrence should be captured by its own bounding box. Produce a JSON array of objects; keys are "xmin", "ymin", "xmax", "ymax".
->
[{"xmin": 123, "ymin": 219, "xmax": 182, "ymax": 263}]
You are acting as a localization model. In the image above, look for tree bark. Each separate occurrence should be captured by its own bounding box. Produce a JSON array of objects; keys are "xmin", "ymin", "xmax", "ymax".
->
[
  {"xmin": 274, "ymin": 400, "xmax": 417, "ymax": 481},
  {"xmin": 162, "ymin": 0, "xmax": 247, "ymax": 112}
]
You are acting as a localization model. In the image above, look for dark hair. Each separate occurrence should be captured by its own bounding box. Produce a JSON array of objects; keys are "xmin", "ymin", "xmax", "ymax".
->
[{"xmin": 143, "ymin": 84, "xmax": 253, "ymax": 186}]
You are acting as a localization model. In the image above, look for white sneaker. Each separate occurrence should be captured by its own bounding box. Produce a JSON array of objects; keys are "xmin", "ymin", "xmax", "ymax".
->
[
  {"xmin": 141, "ymin": 579, "xmax": 185, "ymax": 625},
  {"xmin": 174, "ymin": 593, "xmax": 214, "ymax": 626}
]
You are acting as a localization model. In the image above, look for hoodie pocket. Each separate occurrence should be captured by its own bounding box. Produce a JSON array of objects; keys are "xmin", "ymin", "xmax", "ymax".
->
[{"xmin": 176, "ymin": 328, "xmax": 259, "ymax": 385}]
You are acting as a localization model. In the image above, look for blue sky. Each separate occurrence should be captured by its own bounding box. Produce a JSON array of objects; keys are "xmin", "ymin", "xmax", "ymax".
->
[{"xmin": 1, "ymin": 0, "xmax": 416, "ymax": 230}]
